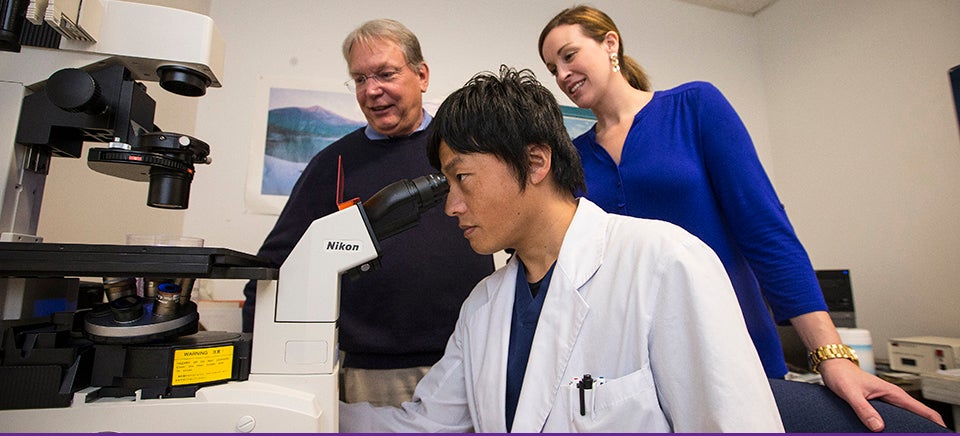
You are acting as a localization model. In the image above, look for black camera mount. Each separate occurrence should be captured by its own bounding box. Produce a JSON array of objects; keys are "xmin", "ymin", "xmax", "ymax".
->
[{"xmin": 16, "ymin": 62, "xmax": 212, "ymax": 209}]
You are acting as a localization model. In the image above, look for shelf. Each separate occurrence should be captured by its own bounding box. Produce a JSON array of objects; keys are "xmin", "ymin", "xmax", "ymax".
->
[{"xmin": 0, "ymin": 242, "xmax": 277, "ymax": 280}]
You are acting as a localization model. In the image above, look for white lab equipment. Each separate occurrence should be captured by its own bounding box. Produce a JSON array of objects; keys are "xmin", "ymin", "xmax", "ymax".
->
[
  {"xmin": 0, "ymin": 173, "xmax": 448, "ymax": 432},
  {"xmin": 889, "ymin": 336, "xmax": 960, "ymax": 374}
]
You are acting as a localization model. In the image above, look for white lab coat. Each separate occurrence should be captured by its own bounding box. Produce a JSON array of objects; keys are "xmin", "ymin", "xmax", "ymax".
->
[{"xmin": 339, "ymin": 199, "xmax": 784, "ymax": 433}]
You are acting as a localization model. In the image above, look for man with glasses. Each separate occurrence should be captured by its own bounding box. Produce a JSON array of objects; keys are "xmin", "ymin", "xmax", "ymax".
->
[{"xmin": 241, "ymin": 19, "xmax": 494, "ymax": 407}]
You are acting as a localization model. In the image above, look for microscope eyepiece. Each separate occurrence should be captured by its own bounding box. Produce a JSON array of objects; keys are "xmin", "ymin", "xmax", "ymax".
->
[
  {"xmin": 410, "ymin": 173, "xmax": 449, "ymax": 212},
  {"xmin": 362, "ymin": 173, "xmax": 450, "ymax": 242}
]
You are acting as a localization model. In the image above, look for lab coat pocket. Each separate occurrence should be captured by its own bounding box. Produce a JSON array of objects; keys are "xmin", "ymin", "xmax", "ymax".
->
[{"xmin": 567, "ymin": 368, "xmax": 670, "ymax": 432}]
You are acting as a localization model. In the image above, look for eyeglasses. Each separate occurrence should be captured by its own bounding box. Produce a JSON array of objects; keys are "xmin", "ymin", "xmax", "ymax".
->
[{"xmin": 344, "ymin": 65, "xmax": 408, "ymax": 93}]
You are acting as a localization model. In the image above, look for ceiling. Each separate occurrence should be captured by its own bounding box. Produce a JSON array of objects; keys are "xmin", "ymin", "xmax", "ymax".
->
[{"xmin": 678, "ymin": 0, "xmax": 778, "ymax": 16}]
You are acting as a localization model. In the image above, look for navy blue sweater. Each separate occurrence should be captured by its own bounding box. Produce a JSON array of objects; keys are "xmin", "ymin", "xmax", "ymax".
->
[{"xmin": 242, "ymin": 128, "xmax": 494, "ymax": 369}]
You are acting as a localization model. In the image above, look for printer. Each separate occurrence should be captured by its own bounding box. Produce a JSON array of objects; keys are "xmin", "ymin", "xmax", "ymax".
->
[{"xmin": 888, "ymin": 336, "xmax": 960, "ymax": 374}]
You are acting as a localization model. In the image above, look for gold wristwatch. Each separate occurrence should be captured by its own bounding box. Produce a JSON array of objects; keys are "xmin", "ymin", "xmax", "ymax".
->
[{"xmin": 808, "ymin": 344, "xmax": 859, "ymax": 373}]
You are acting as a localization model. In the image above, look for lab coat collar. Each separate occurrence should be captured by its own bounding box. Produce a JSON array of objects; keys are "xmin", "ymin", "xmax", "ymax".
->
[
  {"xmin": 555, "ymin": 198, "xmax": 606, "ymax": 291},
  {"xmin": 507, "ymin": 198, "xmax": 606, "ymax": 432},
  {"xmin": 470, "ymin": 261, "xmax": 516, "ymax": 433}
]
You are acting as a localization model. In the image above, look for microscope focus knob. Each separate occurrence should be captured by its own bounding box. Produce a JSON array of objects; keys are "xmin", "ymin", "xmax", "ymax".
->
[{"xmin": 46, "ymin": 68, "xmax": 108, "ymax": 115}]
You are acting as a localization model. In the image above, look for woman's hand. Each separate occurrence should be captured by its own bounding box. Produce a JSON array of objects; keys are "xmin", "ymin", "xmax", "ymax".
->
[{"xmin": 818, "ymin": 358, "xmax": 946, "ymax": 431}]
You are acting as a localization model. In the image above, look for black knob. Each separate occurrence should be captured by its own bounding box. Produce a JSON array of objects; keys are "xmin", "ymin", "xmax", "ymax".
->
[{"xmin": 46, "ymin": 68, "xmax": 108, "ymax": 115}]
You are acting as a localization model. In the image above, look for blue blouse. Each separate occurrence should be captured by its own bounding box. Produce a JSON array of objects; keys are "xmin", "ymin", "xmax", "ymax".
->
[{"xmin": 574, "ymin": 81, "xmax": 826, "ymax": 378}]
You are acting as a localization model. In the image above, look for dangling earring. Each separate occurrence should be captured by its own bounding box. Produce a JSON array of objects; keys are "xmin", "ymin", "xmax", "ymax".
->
[{"xmin": 610, "ymin": 53, "xmax": 621, "ymax": 73}]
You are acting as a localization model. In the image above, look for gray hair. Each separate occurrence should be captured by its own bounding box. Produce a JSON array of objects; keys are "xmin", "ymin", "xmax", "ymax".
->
[{"xmin": 341, "ymin": 19, "xmax": 425, "ymax": 67}]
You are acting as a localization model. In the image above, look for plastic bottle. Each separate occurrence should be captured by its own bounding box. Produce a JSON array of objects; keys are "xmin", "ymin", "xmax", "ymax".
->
[{"xmin": 838, "ymin": 327, "xmax": 875, "ymax": 374}]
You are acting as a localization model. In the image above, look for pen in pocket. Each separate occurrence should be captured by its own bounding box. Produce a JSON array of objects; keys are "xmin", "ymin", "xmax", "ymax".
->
[{"xmin": 576, "ymin": 373, "xmax": 594, "ymax": 416}]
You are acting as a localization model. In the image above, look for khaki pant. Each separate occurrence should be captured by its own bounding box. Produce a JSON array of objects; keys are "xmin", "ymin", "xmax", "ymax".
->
[{"xmin": 340, "ymin": 364, "xmax": 431, "ymax": 407}]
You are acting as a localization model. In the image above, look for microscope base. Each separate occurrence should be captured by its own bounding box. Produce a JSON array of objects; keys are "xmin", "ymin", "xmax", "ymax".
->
[{"xmin": 0, "ymin": 369, "xmax": 339, "ymax": 432}]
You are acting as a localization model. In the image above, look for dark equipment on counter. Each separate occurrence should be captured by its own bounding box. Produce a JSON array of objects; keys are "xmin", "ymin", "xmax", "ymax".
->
[
  {"xmin": 15, "ymin": 63, "xmax": 211, "ymax": 210},
  {"xmin": 0, "ymin": 243, "xmax": 275, "ymax": 410}
]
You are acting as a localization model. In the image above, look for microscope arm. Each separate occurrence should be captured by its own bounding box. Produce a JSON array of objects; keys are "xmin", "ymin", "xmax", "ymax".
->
[{"xmin": 252, "ymin": 173, "xmax": 450, "ymax": 378}]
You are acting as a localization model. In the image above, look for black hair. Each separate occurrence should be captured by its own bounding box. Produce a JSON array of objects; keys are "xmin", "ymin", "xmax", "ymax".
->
[{"xmin": 427, "ymin": 65, "xmax": 585, "ymax": 195}]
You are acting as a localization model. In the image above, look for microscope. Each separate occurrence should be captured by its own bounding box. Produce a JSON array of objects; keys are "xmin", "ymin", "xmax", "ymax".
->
[
  {"xmin": 0, "ymin": 165, "xmax": 449, "ymax": 433},
  {"xmin": 0, "ymin": 1, "xmax": 448, "ymax": 431},
  {"xmin": 1, "ymin": 0, "xmax": 225, "ymax": 360}
]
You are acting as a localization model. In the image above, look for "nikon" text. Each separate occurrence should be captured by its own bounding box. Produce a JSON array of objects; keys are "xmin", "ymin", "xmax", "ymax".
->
[{"xmin": 327, "ymin": 241, "xmax": 360, "ymax": 251}]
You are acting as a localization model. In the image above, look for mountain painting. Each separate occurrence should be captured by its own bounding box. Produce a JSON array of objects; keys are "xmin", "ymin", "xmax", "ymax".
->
[{"xmin": 261, "ymin": 88, "xmax": 365, "ymax": 196}]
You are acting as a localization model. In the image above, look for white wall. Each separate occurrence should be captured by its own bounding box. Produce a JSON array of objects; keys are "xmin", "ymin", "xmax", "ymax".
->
[
  {"xmin": 31, "ymin": 0, "xmax": 960, "ymax": 358},
  {"xmin": 757, "ymin": 0, "xmax": 960, "ymax": 358}
]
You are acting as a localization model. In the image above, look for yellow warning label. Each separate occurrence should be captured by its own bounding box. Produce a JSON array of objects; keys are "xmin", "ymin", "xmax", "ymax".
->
[{"xmin": 171, "ymin": 345, "xmax": 234, "ymax": 386}]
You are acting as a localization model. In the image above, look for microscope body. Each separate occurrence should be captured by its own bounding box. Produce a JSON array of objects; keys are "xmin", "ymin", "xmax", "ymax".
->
[
  {"xmin": 0, "ymin": 171, "xmax": 446, "ymax": 431},
  {"xmin": 0, "ymin": 203, "xmax": 381, "ymax": 432},
  {"xmin": 0, "ymin": 0, "xmax": 225, "ymax": 360}
]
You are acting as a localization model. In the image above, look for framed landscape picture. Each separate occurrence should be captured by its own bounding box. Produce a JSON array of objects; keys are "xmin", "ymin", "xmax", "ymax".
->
[{"xmin": 246, "ymin": 77, "xmax": 364, "ymax": 215}]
